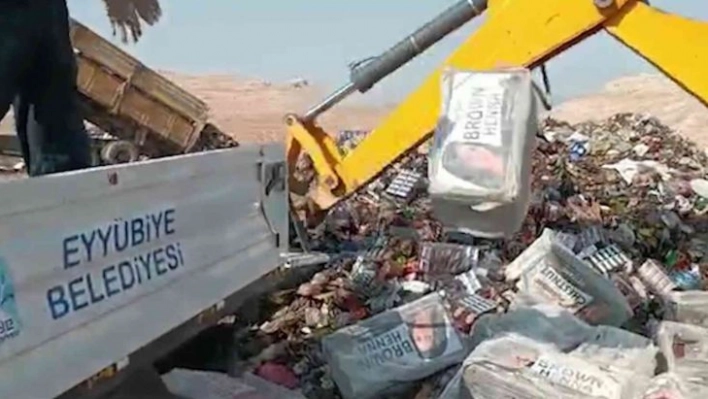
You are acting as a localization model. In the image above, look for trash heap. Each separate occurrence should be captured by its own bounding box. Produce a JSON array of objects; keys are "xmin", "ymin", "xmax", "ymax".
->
[{"xmin": 166, "ymin": 113, "xmax": 708, "ymax": 399}]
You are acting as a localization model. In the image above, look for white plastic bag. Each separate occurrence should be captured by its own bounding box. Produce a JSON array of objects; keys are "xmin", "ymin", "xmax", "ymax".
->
[
  {"xmin": 642, "ymin": 373, "xmax": 708, "ymax": 399},
  {"xmin": 656, "ymin": 321, "xmax": 708, "ymax": 387},
  {"xmin": 439, "ymin": 305, "xmax": 657, "ymax": 398},
  {"xmin": 461, "ymin": 334, "xmax": 648, "ymax": 399},
  {"xmin": 418, "ymin": 242, "xmax": 480, "ymax": 277},
  {"xmin": 428, "ymin": 67, "xmax": 538, "ymax": 238},
  {"xmin": 467, "ymin": 305, "xmax": 594, "ymax": 351},
  {"xmin": 572, "ymin": 325, "xmax": 657, "ymax": 377},
  {"xmin": 505, "ymin": 229, "xmax": 633, "ymax": 327},
  {"xmin": 662, "ymin": 291, "xmax": 708, "ymax": 328},
  {"xmin": 321, "ymin": 292, "xmax": 467, "ymax": 399},
  {"xmin": 436, "ymin": 367, "xmax": 468, "ymax": 399}
]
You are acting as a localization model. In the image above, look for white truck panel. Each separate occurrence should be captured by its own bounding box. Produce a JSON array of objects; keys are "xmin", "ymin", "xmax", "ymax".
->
[{"xmin": 0, "ymin": 145, "xmax": 288, "ymax": 399}]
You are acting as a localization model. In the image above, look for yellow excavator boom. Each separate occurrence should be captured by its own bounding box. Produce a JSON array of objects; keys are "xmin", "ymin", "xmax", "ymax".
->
[{"xmin": 286, "ymin": 0, "xmax": 708, "ymax": 214}]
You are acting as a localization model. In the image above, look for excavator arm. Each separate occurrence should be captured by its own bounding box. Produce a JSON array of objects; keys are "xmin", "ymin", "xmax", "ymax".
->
[{"xmin": 285, "ymin": 0, "xmax": 708, "ymax": 214}]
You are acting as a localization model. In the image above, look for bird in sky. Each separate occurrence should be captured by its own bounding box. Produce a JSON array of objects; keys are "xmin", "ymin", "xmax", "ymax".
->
[{"xmin": 101, "ymin": 0, "xmax": 163, "ymax": 43}]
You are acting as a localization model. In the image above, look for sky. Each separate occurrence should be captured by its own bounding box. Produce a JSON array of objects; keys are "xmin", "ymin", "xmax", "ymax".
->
[{"xmin": 66, "ymin": 0, "xmax": 707, "ymax": 106}]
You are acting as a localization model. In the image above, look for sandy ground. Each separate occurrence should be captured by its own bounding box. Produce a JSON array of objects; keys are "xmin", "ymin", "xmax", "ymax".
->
[
  {"xmin": 160, "ymin": 72, "xmax": 391, "ymax": 144},
  {"xmin": 550, "ymin": 74, "xmax": 708, "ymax": 148},
  {"xmin": 0, "ymin": 72, "xmax": 706, "ymax": 148}
]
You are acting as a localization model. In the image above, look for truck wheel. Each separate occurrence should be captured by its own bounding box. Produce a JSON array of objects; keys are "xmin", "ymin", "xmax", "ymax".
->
[{"xmin": 100, "ymin": 140, "xmax": 139, "ymax": 164}]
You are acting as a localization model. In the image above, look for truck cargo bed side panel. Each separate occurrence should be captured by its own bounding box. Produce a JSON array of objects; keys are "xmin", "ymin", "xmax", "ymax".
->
[
  {"xmin": 69, "ymin": 19, "xmax": 209, "ymax": 152},
  {"xmin": 0, "ymin": 146, "xmax": 287, "ymax": 399},
  {"xmin": 119, "ymin": 87, "xmax": 197, "ymax": 148}
]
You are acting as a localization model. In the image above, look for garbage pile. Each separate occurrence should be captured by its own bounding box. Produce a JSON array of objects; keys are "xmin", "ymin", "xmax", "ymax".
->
[
  {"xmin": 167, "ymin": 112, "xmax": 708, "ymax": 399},
  {"xmin": 191, "ymin": 122, "xmax": 240, "ymax": 152}
]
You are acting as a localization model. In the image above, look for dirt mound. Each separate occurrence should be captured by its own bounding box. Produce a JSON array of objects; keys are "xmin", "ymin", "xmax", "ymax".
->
[{"xmin": 550, "ymin": 74, "xmax": 708, "ymax": 148}]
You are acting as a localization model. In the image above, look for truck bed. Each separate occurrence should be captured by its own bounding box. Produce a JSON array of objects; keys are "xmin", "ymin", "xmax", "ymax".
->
[
  {"xmin": 69, "ymin": 19, "xmax": 212, "ymax": 157},
  {"xmin": 0, "ymin": 146, "xmax": 288, "ymax": 399}
]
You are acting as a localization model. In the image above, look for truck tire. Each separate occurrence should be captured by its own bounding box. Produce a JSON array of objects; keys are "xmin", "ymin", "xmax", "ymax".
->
[{"xmin": 101, "ymin": 140, "xmax": 140, "ymax": 165}]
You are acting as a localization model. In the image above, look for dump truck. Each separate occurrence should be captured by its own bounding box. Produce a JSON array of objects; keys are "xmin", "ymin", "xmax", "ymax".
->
[
  {"xmin": 0, "ymin": 0, "xmax": 707, "ymax": 398},
  {"xmin": 0, "ymin": 19, "xmax": 236, "ymax": 166}
]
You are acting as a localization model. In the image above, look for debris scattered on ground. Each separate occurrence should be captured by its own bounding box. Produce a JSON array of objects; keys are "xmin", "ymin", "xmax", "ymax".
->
[
  {"xmin": 191, "ymin": 122, "xmax": 240, "ymax": 152},
  {"xmin": 165, "ymin": 112, "xmax": 708, "ymax": 398}
]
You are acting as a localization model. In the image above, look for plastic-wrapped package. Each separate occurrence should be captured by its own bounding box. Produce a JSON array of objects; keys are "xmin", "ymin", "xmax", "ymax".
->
[
  {"xmin": 436, "ymin": 367, "xmax": 469, "ymax": 399},
  {"xmin": 637, "ymin": 260, "xmax": 677, "ymax": 296},
  {"xmin": 504, "ymin": 229, "xmax": 633, "ymax": 327},
  {"xmin": 656, "ymin": 321, "xmax": 708, "ymax": 387},
  {"xmin": 611, "ymin": 274, "xmax": 647, "ymax": 311},
  {"xmin": 642, "ymin": 373, "xmax": 686, "ymax": 399},
  {"xmin": 505, "ymin": 229, "xmax": 578, "ymax": 281},
  {"xmin": 321, "ymin": 292, "xmax": 467, "ymax": 399},
  {"xmin": 428, "ymin": 67, "xmax": 538, "ymax": 238},
  {"xmin": 468, "ymin": 305, "xmax": 594, "ymax": 351},
  {"xmin": 641, "ymin": 373, "xmax": 708, "ymax": 399},
  {"xmin": 349, "ymin": 255, "xmax": 396, "ymax": 300},
  {"xmin": 438, "ymin": 306, "xmax": 656, "ymax": 398},
  {"xmin": 572, "ymin": 326, "xmax": 657, "ymax": 377},
  {"xmin": 582, "ymin": 244, "xmax": 632, "ymax": 277},
  {"xmin": 445, "ymin": 292, "xmax": 498, "ymax": 332},
  {"xmin": 662, "ymin": 291, "xmax": 708, "ymax": 328},
  {"xmin": 418, "ymin": 242, "xmax": 480, "ymax": 278},
  {"xmin": 555, "ymin": 231, "xmax": 579, "ymax": 252},
  {"xmin": 460, "ymin": 334, "xmax": 650, "ymax": 399}
]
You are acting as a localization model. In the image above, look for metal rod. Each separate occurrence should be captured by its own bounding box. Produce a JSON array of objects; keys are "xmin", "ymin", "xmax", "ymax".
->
[
  {"xmin": 351, "ymin": 0, "xmax": 488, "ymax": 92},
  {"xmin": 303, "ymin": 0, "xmax": 488, "ymax": 121},
  {"xmin": 303, "ymin": 82, "xmax": 356, "ymax": 122}
]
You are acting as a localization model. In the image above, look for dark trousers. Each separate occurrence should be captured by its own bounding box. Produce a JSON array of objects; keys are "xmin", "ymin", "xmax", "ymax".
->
[{"xmin": 0, "ymin": 0, "xmax": 91, "ymax": 176}]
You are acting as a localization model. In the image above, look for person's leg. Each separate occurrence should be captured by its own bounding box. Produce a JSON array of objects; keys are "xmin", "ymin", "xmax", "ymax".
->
[
  {"xmin": 22, "ymin": 0, "xmax": 91, "ymax": 176},
  {"xmin": 0, "ymin": 2, "xmax": 36, "ymax": 170},
  {"xmin": 11, "ymin": 97, "xmax": 31, "ymax": 171}
]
